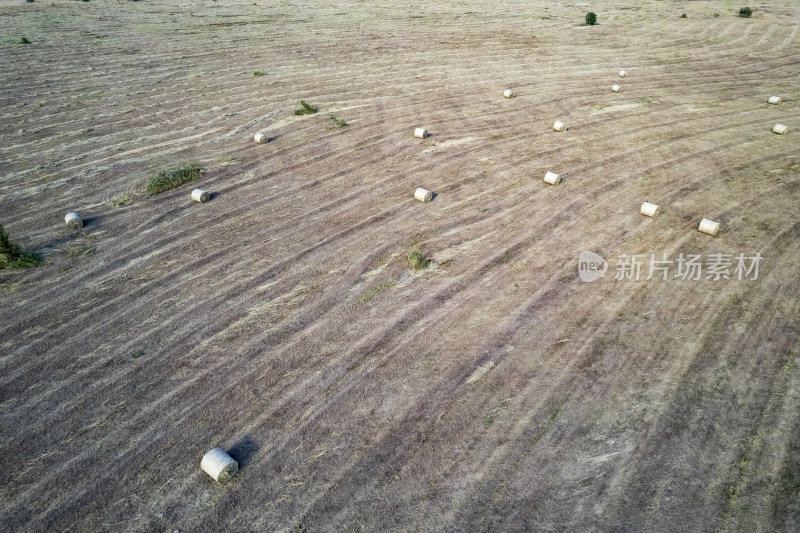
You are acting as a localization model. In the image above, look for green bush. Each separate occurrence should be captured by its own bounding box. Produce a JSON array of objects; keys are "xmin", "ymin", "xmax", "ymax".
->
[
  {"xmin": 145, "ymin": 163, "xmax": 202, "ymax": 195},
  {"xmin": 0, "ymin": 224, "xmax": 40, "ymax": 270},
  {"xmin": 585, "ymin": 12, "xmax": 597, "ymax": 25},
  {"xmin": 680, "ymin": 13, "xmax": 687, "ymax": 19},
  {"xmin": 294, "ymin": 100, "xmax": 318, "ymax": 116},
  {"xmin": 739, "ymin": 7, "xmax": 752, "ymax": 18},
  {"xmin": 406, "ymin": 247, "xmax": 430, "ymax": 270}
]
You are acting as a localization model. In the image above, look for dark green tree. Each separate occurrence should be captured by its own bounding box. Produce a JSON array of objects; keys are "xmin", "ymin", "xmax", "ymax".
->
[{"xmin": 0, "ymin": 224, "xmax": 40, "ymax": 269}]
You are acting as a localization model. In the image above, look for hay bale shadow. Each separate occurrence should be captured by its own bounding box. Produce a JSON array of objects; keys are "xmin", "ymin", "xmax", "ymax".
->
[
  {"xmin": 227, "ymin": 436, "xmax": 259, "ymax": 470},
  {"xmin": 80, "ymin": 216, "xmax": 98, "ymax": 228}
]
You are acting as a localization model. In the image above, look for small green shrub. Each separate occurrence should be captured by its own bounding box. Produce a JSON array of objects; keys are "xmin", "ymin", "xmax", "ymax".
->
[
  {"xmin": 146, "ymin": 163, "xmax": 202, "ymax": 195},
  {"xmin": 294, "ymin": 100, "xmax": 318, "ymax": 116},
  {"xmin": 680, "ymin": 13, "xmax": 687, "ymax": 19},
  {"xmin": 585, "ymin": 12, "xmax": 597, "ymax": 25},
  {"xmin": 253, "ymin": 70, "xmax": 266, "ymax": 77},
  {"xmin": 713, "ymin": 13, "xmax": 720, "ymax": 18},
  {"xmin": 739, "ymin": 7, "xmax": 752, "ymax": 18},
  {"xmin": 406, "ymin": 247, "xmax": 430, "ymax": 270},
  {"xmin": 18, "ymin": 37, "xmax": 31, "ymax": 44},
  {"xmin": 0, "ymin": 225, "xmax": 40, "ymax": 270}
]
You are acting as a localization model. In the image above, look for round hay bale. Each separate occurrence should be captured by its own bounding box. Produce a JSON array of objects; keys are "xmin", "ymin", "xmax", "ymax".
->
[
  {"xmin": 618, "ymin": 70, "xmax": 628, "ymax": 78},
  {"xmin": 191, "ymin": 189, "xmax": 210, "ymax": 203},
  {"xmin": 64, "ymin": 212, "xmax": 82, "ymax": 229},
  {"xmin": 543, "ymin": 171, "xmax": 561, "ymax": 185},
  {"xmin": 768, "ymin": 96, "xmax": 781, "ymax": 105},
  {"xmin": 698, "ymin": 218, "xmax": 720, "ymax": 236},
  {"xmin": 414, "ymin": 187, "xmax": 433, "ymax": 203},
  {"xmin": 414, "ymin": 128, "xmax": 428, "ymax": 139},
  {"xmin": 553, "ymin": 120, "xmax": 565, "ymax": 132},
  {"xmin": 640, "ymin": 202, "xmax": 660, "ymax": 217},
  {"xmin": 611, "ymin": 84, "xmax": 622, "ymax": 93},
  {"xmin": 503, "ymin": 89, "xmax": 515, "ymax": 98},
  {"xmin": 773, "ymin": 124, "xmax": 789, "ymax": 135},
  {"xmin": 201, "ymin": 448, "xmax": 238, "ymax": 483},
  {"xmin": 254, "ymin": 132, "xmax": 269, "ymax": 144}
]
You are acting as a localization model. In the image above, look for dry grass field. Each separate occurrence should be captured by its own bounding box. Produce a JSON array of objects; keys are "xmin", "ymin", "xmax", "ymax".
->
[{"xmin": 1, "ymin": 0, "xmax": 799, "ymax": 531}]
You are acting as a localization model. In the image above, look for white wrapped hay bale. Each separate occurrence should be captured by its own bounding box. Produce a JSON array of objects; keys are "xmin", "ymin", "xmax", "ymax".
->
[
  {"xmin": 768, "ymin": 96, "xmax": 781, "ymax": 105},
  {"xmin": 698, "ymin": 218, "xmax": 720, "ymax": 236},
  {"xmin": 414, "ymin": 128, "xmax": 428, "ymax": 139},
  {"xmin": 611, "ymin": 84, "xmax": 622, "ymax": 93},
  {"xmin": 773, "ymin": 124, "xmax": 789, "ymax": 135},
  {"xmin": 201, "ymin": 448, "xmax": 238, "ymax": 483},
  {"xmin": 191, "ymin": 189, "xmax": 210, "ymax": 203},
  {"xmin": 414, "ymin": 187, "xmax": 433, "ymax": 203},
  {"xmin": 618, "ymin": 70, "xmax": 628, "ymax": 78},
  {"xmin": 65, "ymin": 212, "xmax": 82, "ymax": 229},
  {"xmin": 543, "ymin": 171, "xmax": 561, "ymax": 185},
  {"xmin": 640, "ymin": 202, "xmax": 660, "ymax": 217},
  {"xmin": 254, "ymin": 132, "xmax": 269, "ymax": 144},
  {"xmin": 553, "ymin": 120, "xmax": 565, "ymax": 132},
  {"xmin": 503, "ymin": 89, "xmax": 515, "ymax": 98}
]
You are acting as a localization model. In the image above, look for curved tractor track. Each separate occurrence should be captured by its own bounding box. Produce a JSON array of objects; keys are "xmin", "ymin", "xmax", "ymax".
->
[{"xmin": 1, "ymin": 1, "xmax": 799, "ymax": 532}]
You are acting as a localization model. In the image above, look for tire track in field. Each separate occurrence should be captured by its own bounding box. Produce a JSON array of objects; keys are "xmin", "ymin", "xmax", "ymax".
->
[
  {"xmin": 0, "ymin": 42, "xmax": 788, "ymax": 374},
  {"xmin": 5, "ymin": 65, "xmax": 789, "ymax": 400},
  {"xmin": 10, "ymin": 133, "xmax": 792, "ymax": 528}
]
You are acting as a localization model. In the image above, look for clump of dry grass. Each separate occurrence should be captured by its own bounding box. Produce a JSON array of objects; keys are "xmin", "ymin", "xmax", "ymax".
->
[
  {"xmin": 110, "ymin": 190, "xmax": 136, "ymax": 207},
  {"xmin": 67, "ymin": 245, "xmax": 94, "ymax": 258},
  {"xmin": 216, "ymin": 154, "xmax": 237, "ymax": 164},
  {"xmin": 357, "ymin": 279, "xmax": 395, "ymax": 305},
  {"xmin": 329, "ymin": 114, "xmax": 348, "ymax": 127}
]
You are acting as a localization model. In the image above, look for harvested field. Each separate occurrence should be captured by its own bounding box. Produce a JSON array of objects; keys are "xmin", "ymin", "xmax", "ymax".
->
[{"xmin": 1, "ymin": 1, "xmax": 799, "ymax": 531}]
